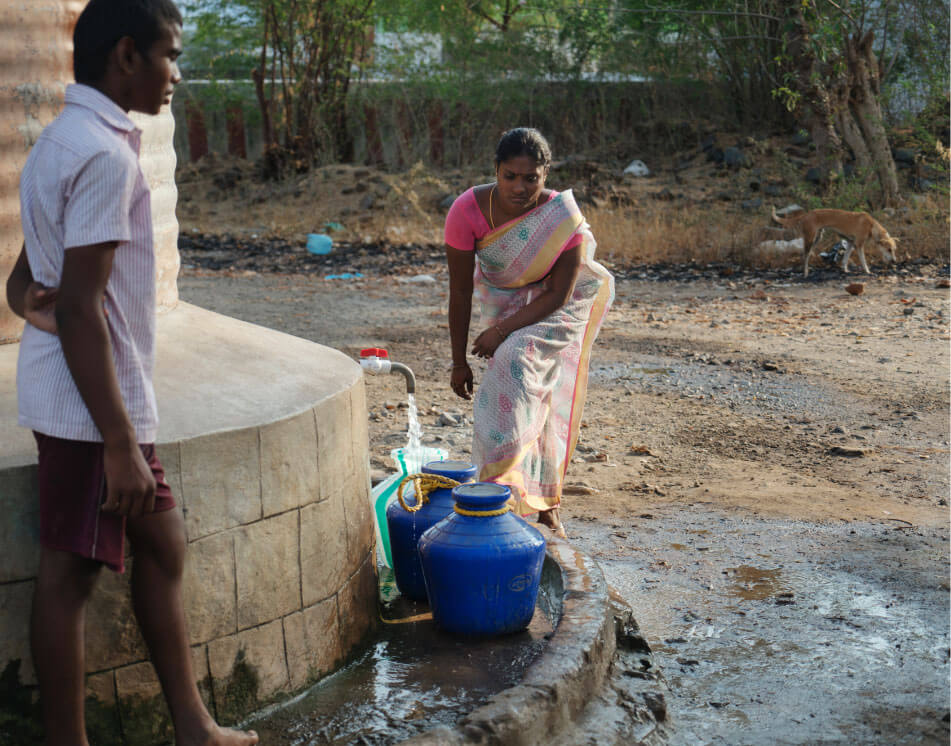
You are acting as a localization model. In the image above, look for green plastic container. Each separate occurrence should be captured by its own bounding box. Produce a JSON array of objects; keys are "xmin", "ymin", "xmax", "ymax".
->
[{"xmin": 370, "ymin": 446, "xmax": 447, "ymax": 567}]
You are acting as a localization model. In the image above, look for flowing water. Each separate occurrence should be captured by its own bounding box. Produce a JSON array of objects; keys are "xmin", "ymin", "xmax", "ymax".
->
[{"xmin": 405, "ymin": 393, "xmax": 422, "ymax": 455}]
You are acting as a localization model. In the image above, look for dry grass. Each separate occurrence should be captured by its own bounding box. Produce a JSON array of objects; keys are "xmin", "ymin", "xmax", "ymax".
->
[
  {"xmin": 587, "ymin": 196, "xmax": 950, "ymax": 271},
  {"xmin": 178, "ymin": 154, "xmax": 949, "ymax": 271}
]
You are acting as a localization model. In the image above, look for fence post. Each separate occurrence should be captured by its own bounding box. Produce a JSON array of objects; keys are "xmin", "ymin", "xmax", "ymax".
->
[
  {"xmin": 226, "ymin": 105, "xmax": 247, "ymax": 159},
  {"xmin": 185, "ymin": 100, "xmax": 208, "ymax": 162},
  {"xmin": 428, "ymin": 101, "xmax": 444, "ymax": 166},
  {"xmin": 364, "ymin": 105, "xmax": 384, "ymax": 167}
]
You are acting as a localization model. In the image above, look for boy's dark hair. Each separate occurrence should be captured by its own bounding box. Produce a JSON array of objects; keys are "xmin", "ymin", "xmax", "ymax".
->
[
  {"xmin": 494, "ymin": 128, "xmax": 552, "ymax": 170},
  {"xmin": 73, "ymin": 0, "xmax": 182, "ymax": 84}
]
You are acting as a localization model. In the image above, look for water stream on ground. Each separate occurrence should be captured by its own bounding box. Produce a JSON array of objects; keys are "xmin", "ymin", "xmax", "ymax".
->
[{"xmin": 245, "ymin": 571, "xmax": 555, "ymax": 744}]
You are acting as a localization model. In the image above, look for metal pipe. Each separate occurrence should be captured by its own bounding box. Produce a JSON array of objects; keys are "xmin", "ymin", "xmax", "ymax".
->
[{"xmin": 388, "ymin": 362, "xmax": 416, "ymax": 394}]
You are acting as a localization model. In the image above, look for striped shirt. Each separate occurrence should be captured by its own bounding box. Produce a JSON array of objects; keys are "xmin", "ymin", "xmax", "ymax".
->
[{"xmin": 17, "ymin": 83, "xmax": 159, "ymax": 443}]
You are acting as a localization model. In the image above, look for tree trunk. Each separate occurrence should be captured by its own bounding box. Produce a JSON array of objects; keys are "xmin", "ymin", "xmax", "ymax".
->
[
  {"xmin": 846, "ymin": 31, "xmax": 902, "ymax": 206},
  {"xmin": 831, "ymin": 76, "xmax": 872, "ymax": 173},
  {"xmin": 781, "ymin": 1, "xmax": 844, "ymax": 181}
]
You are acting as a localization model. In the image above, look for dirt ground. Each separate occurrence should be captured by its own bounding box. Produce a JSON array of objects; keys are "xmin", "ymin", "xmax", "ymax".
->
[
  {"xmin": 175, "ymin": 150, "xmax": 950, "ymax": 743},
  {"xmin": 176, "ymin": 256, "xmax": 950, "ymax": 743}
]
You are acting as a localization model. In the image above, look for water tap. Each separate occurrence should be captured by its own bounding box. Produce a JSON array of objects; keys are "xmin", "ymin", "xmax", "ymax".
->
[{"xmin": 360, "ymin": 348, "xmax": 416, "ymax": 394}]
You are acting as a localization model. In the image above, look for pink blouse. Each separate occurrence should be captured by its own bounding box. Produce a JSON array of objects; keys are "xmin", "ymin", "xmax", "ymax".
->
[{"xmin": 444, "ymin": 187, "xmax": 582, "ymax": 252}]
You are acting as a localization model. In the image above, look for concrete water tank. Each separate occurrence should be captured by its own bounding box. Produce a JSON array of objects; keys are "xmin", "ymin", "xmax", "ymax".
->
[{"xmin": 0, "ymin": 2, "xmax": 376, "ymax": 741}]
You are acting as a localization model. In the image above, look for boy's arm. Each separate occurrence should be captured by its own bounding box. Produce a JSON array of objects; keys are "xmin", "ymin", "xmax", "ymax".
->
[
  {"xmin": 6, "ymin": 245, "xmax": 58, "ymax": 334},
  {"xmin": 56, "ymin": 242, "xmax": 155, "ymax": 516}
]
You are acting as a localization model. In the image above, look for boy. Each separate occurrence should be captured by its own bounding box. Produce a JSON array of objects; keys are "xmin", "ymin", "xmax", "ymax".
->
[{"xmin": 5, "ymin": 1, "xmax": 258, "ymax": 743}]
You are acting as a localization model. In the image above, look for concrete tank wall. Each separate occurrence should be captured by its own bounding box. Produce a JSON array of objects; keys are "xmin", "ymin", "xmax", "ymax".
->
[{"xmin": 0, "ymin": 2, "xmax": 377, "ymax": 741}]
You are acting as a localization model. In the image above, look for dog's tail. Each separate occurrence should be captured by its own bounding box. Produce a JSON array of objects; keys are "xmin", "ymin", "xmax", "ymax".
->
[{"xmin": 770, "ymin": 206, "xmax": 787, "ymax": 226}]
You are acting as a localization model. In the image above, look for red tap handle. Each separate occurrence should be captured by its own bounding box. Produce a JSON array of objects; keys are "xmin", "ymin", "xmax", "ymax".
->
[{"xmin": 360, "ymin": 348, "xmax": 389, "ymax": 358}]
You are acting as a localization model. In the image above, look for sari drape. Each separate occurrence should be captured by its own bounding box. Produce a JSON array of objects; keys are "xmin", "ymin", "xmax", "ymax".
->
[{"xmin": 473, "ymin": 190, "xmax": 614, "ymax": 516}]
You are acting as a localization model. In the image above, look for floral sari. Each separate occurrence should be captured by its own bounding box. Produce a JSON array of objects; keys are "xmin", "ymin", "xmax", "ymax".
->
[{"xmin": 473, "ymin": 190, "xmax": 614, "ymax": 516}]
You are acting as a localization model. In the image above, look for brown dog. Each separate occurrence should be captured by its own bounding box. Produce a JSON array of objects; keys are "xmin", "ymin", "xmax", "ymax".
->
[{"xmin": 771, "ymin": 207, "xmax": 898, "ymax": 277}]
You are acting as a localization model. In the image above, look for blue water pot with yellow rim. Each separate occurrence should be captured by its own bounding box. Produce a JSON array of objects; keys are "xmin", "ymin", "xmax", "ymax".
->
[
  {"xmin": 386, "ymin": 460, "xmax": 478, "ymax": 601},
  {"xmin": 418, "ymin": 482, "xmax": 546, "ymax": 636}
]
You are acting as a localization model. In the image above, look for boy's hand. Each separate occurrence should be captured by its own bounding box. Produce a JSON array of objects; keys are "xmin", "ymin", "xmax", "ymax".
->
[
  {"xmin": 102, "ymin": 442, "xmax": 156, "ymax": 517},
  {"xmin": 24, "ymin": 282, "xmax": 58, "ymax": 334}
]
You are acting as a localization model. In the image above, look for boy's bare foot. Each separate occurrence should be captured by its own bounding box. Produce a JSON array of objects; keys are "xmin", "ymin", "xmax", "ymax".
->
[
  {"xmin": 537, "ymin": 508, "xmax": 568, "ymax": 539},
  {"xmin": 180, "ymin": 725, "xmax": 259, "ymax": 745}
]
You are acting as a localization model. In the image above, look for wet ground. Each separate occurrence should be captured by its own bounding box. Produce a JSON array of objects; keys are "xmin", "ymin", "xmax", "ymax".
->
[
  {"xmin": 243, "ymin": 570, "xmax": 555, "ymax": 744},
  {"xmin": 179, "ymin": 260, "xmax": 950, "ymax": 745},
  {"xmin": 572, "ymin": 511, "xmax": 949, "ymax": 745}
]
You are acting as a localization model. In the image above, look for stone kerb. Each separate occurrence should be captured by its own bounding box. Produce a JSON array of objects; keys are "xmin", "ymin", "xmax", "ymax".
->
[{"xmin": 0, "ymin": 303, "xmax": 378, "ymax": 743}]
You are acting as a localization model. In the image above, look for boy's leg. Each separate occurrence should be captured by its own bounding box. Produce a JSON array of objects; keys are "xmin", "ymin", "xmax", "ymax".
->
[
  {"xmin": 126, "ymin": 508, "xmax": 257, "ymax": 745},
  {"xmin": 31, "ymin": 547, "xmax": 101, "ymax": 746}
]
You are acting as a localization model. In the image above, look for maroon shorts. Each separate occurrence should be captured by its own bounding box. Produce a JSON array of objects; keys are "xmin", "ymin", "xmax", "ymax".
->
[{"xmin": 34, "ymin": 432, "xmax": 177, "ymax": 573}]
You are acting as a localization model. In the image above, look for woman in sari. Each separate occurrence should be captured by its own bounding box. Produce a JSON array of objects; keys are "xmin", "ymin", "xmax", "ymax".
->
[{"xmin": 445, "ymin": 128, "xmax": 614, "ymax": 537}]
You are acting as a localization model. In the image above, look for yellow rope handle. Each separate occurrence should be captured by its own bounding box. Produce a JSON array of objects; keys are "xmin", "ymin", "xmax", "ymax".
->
[
  {"xmin": 454, "ymin": 504, "xmax": 511, "ymax": 517},
  {"xmin": 396, "ymin": 473, "xmax": 461, "ymax": 513}
]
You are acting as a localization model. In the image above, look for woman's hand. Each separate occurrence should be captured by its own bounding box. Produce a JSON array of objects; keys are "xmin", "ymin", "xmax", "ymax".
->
[
  {"xmin": 471, "ymin": 325, "xmax": 506, "ymax": 359},
  {"xmin": 450, "ymin": 363, "xmax": 473, "ymax": 400}
]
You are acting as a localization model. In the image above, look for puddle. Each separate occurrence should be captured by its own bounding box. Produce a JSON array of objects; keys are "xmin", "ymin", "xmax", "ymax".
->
[
  {"xmin": 724, "ymin": 565, "xmax": 789, "ymax": 601},
  {"xmin": 246, "ymin": 568, "xmax": 556, "ymax": 744},
  {"xmin": 572, "ymin": 510, "xmax": 951, "ymax": 745}
]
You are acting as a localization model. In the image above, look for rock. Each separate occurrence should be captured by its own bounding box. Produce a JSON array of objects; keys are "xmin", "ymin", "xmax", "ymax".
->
[
  {"xmin": 723, "ymin": 146, "xmax": 751, "ymax": 168},
  {"xmin": 761, "ymin": 361, "xmax": 779, "ymax": 371},
  {"xmin": 774, "ymin": 203, "xmax": 804, "ymax": 217},
  {"xmin": 398, "ymin": 274, "xmax": 436, "ymax": 284},
  {"xmin": 359, "ymin": 193, "xmax": 375, "ymax": 210},
  {"xmin": 892, "ymin": 147, "xmax": 916, "ymax": 165},
  {"xmin": 805, "ymin": 167, "xmax": 823, "ymax": 184},
  {"xmin": 764, "ymin": 184, "xmax": 783, "ymax": 197},
  {"xmin": 741, "ymin": 198, "xmax": 763, "ymax": 211},
  {"xmin": 700, "ymin": 135, "xmax": 717, "ymax": 152},
  {"xmin": 829, "ymin": 445, "xmax": 866, "ymax": 457},
  {"xmin": 437, "ymin": 412, "xmax": 460, "ymax": 426},
  {"xmin": 831, "ymin": 426, "xmax": 848, "ymax": 434},
  {"xmin": 936, "ymin": 278, "xmax": 950, "ymax": 288},
  {"xmin": 757, "ymin": 238, "xmax": 803, "ymax": 255},
  {"xmin": 845, "ymin": 283, "xmax": 865, "ymax": 295},
  {"xmin": 652, "ymin": 188, "xmax": 675, "ymax": 201},
  {"xmin": 438, "ymin": 193, "xmax": 456, "ymax": 210},
  {"xmin": 623, "ymin": 159, "xmax": 650, "ymax": 177},
  {"xmin": 706, "ymin": 147, "xmax": 724, "ymax": 164},
  {"xmin": 562, "ymin": 482, "xmax": 599, "ymax": 495},
  {"xmin": 791, "ymin": 130, "xmax": 811, "ymax": 146},
  {"xmin": 903, "ymin": 307, "xmax": 915, "ymax": 315}
]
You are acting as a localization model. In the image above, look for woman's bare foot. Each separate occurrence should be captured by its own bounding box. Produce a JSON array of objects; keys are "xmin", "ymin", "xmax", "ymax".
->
[{"xmin": 537, "ymin": 508, "xmax": 568, "ymax": 539}]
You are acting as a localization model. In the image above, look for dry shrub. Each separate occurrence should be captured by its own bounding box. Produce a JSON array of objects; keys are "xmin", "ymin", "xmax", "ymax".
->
[
  {"xmin": 588, "ymin": 205, "xmax": 762, "ymax": 266},
  {"xmin": 587, "ymin": 197, "xmax": 949, "ymax": 270}
]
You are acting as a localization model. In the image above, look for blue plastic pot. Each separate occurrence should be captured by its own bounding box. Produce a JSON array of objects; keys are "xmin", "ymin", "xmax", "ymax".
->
[
  {"xmin": 386, "ymin": 460, "xmax": 477, "ymax": 601},
  {"xmin": 418, "ymin": 482, "xmax": 546, "ymax": 636}
]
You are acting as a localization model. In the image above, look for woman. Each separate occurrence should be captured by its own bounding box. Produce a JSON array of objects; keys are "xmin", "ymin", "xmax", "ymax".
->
[{"xmin": 445, "ymin": 128, "xmax": 614, "ymax": 537}]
